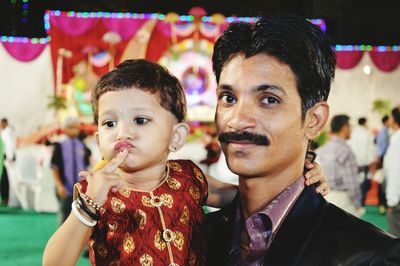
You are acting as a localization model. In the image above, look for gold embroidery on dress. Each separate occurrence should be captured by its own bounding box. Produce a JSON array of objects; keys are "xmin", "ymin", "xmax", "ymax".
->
[
  {"xmin": 141, "ymin": 195, "xmax": 152, "ymax": 207},
  {"xmin": 133, "ymin": 209, "xmax": 147, "ymax": 229},
  {"xmin": 108, "ymin": 221, "xmax": 118, "ymax": 236},
  {"xmin": 189, "ymin": 186, "xmax": 201, "ymax": 203},
  {"xmin": 111, "ymin": 197, "xmax": 126, "ymax": 213},
  {"xmin": 119, "ymin": 188, "xmax": 131, "ymax": 197},
  {"xmin": 140, "ymin": 253, "xmax": 154, "ymax": 266},
  {"xmin": 173, "ymin": 231, "xmax": 184, "ymax": 251},
  {"xmin": 168, "ymin": 161, "xmax": 182, "ymax": 172},
  {"xmin": 166, "ymin": 176, "xmax": 181, "ymax": 190},
  {"xmin": 193, "ymin": 167, "xmax": 205, "ymax": 183},
  {"xmin": 154, "ymin": 230, "xmax": 167, "ymax": 250},
  {"xmin": 142, "ymin": 194, "xmax": 173, "ymax": 208},
  {"xmin": 180, "ymin": 205, "xmax": 190, "ymax": 225},
  {"xmin": 160, "ymin": 194, "xmax": 173, "ymax": 208},
  {"xmin": 123, "ymin": 233, "xmax": 135, "ymax": 254},
  {"xmin": 96, "ymin": 242, "xmax": 108, "ymax": 257}
]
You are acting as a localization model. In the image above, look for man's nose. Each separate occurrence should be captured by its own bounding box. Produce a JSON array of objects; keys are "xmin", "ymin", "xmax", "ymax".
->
[{"xmin": 226, "ymin": 100, "xmax": 256, "ymax": 131}]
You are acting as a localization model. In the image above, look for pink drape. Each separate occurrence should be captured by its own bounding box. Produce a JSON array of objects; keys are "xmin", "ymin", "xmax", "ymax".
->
[
  {"xmin": 369, "ymin": 51, "xmax": 400, "ymax": 72},
  {"xmin": 50, "ymin": 16, "xmax": 98, "ymax": 36},
  {"xmin": 1, "ymin": 42, "xmax": 47, "ymax": 62},
  {"xmin": 335, "ymin": 51, "xmax": 364, "ymax": 69}
]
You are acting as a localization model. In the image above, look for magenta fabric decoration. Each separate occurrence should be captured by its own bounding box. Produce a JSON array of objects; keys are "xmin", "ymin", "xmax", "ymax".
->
[
  {"xmin": 50, "ymin": 16, "xmax": 98, "ymax": 36},
  {"xmin": 369, "ymin": 51, "xmax": 400, "ymax": 72},
  {"xmin": 2, "ymin": 42, "xmax": 47, "ymax": 62}
]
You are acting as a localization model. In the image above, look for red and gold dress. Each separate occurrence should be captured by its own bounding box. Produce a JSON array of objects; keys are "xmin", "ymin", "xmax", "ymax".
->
[{"xmin": 77, "ymin": 160, "xmax": 208, "ymax": 266}]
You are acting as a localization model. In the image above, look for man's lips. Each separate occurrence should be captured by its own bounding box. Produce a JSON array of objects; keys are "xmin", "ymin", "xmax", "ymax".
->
[{"xmin": 114, "ymin": 141, "xmax": 134, "ymax": 152}]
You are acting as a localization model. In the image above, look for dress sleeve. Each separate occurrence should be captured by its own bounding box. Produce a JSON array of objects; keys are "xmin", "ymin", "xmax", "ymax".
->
[{"xmin": 186, "ymin": 160, "xmax": 209, "ymax": 206}]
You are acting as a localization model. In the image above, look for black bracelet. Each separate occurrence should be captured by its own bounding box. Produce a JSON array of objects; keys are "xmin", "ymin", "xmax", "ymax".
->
[{"xmin": 77, "ymin": 196, "xmax": 100, "ymax": 221}]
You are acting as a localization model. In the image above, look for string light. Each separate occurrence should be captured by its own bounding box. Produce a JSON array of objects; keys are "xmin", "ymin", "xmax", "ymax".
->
[
  {"xmin": 335, "ymin": 45, "xmax": 400, "ymax": 52},
  {"xmin": 45, "ymin": 10, "xmax": 328, "ymax": 33},
  {"xmin": 21, "ymin": 0, "xmax": 29, "ymax": 24},
  {"xmin": 0, "ymin": 35, "xmax": 50, "ymax": 44}
]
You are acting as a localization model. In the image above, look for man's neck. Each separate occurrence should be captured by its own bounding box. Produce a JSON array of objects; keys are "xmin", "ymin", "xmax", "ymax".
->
[{"xmin": 238, "ymin": 163, "xmax": 304, "ymax": 219}]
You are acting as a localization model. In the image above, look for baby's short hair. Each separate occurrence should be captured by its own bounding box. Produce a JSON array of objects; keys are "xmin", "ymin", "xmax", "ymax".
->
[{"xmin": 91, "ymin": 59, "xmax": 187, "ymax": 124}]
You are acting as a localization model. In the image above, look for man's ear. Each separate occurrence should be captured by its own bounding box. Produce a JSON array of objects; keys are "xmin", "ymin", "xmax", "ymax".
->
[
  {"xmin": 305, "ymin": 102, "xmax": 329, "ymax": 139},
  {"xmin": 169, "ymin": 123, "xmax": 189, "ymax": 152}
]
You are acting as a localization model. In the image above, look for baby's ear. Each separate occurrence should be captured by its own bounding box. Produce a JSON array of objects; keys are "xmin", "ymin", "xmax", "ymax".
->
[
  {"xmin": 305, "ymin": 102, "xmax": 329, "ymax": 139},
  {"xmin": 169, "ymin": 123, "xmax": 189, "ymax": 152},
  {"xmin": 95, "ymin": 131, "xmax": 100, "ymax": 146}
]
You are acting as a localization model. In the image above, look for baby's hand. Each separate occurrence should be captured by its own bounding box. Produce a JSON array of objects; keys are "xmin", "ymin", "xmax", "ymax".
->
[
  {"xmin": 79, "ymin": 150, "xmax": 128, "ymax": 206},
  {"xmin": 304, "ymin": 160, "xmax": 330, "ymax": 196}
]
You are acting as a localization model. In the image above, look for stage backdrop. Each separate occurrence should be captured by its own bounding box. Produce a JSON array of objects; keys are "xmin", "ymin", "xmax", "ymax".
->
[{"xmin": 45, "ymin": 10, "xmax": 326, "ymax": 122}]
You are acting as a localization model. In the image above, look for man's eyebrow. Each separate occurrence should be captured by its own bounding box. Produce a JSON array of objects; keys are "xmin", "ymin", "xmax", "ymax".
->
[
  {"xmin": 217, "ymin": 83, "xmax": 287, "ymax": 96},
  {"xmin": 216, "ymin": 84, "xmax": 233, "ymax": 92},
  {"xmin": 254, "ymin": 84, "xmax": 287, "ymax": 96}
]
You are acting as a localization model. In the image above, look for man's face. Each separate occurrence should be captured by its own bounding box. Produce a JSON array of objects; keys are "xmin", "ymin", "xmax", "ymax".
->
[{"xmin": 215, "ymin": 53, "xmax": 310, "ymax": 179}]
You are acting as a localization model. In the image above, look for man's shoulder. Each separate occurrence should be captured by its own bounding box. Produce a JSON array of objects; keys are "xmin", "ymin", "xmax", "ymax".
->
[{"xmin": 323, "ymin": 203, "xmax": 398, "ymax": 246}]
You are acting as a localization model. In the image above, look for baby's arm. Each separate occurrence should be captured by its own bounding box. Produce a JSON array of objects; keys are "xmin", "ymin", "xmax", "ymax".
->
[
  {"xmin": 205, "ymin": 173, "xmax": 237, "ymax": 208},
  {"xmin": 205, "ymin": 161, "xmax": 329, "ymax": 208},
  {"xmin": 43, "ymin": 150, "xmax": 128, "ymax": 266}
]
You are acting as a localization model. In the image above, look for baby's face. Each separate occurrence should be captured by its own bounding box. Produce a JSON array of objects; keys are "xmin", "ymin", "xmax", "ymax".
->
[{"xmin": 96, "ymin": 87, "xmax": 177, "ymax": 171}]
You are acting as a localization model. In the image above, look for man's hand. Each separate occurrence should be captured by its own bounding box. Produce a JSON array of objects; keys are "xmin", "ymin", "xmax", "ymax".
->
[{"xmin": 79, "ymin": 150, "xmax": 128, "ymax": 206}]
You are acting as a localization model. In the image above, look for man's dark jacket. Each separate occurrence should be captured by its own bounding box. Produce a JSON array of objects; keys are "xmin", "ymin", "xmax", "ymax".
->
[{"xmin": 203, "ymin": 185, "xmax": 400, "ymax": 265}]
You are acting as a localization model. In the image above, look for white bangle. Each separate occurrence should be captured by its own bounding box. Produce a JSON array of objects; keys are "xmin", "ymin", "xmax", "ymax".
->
[{"xmin": 71, "ymin": 200, "xmax": 97, "ymax": 227}]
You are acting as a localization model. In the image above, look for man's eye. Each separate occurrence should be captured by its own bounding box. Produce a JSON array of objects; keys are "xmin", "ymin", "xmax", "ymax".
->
[
  {"xmin": 261, "ymin": 96, "xmax": 280, "ymax": 105},
  {"xmin": 220, "ymin": 94, "xmax": 237, "ymax": 104},
  {"xmin": 134, "ymin": 117, "xmax": 149, "ymax": 125},
  {"xmin": 103, "ymin": 121, "xmax": 116, "ymax": 128}
]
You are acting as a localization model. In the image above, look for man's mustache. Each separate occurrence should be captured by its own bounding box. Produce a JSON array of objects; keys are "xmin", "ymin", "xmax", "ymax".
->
[{"xmin": 218, "ymin": 131, "xmax": 270, "ymax": 146}]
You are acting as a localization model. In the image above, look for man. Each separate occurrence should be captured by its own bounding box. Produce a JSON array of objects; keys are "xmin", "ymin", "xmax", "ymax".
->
[
  {"xmin": 0, "ymin": 118, "xmax": 16, "ymax": 205},
  {"xmin": 348, "ymin": 117, "xmax": 376, "ymax": 206},
  {"xmin": 384, "ymin": 107, "xmax": 400, "ymax": 237},
  {"xmin": 204, "ymin": 14, "xmax": 400, "ymax": 265},
  {"xmin": 51, "ymin": 116, "xmax": 91, "ymax": 224},
  {"xmin": 376, "ymin": 115, "xmax": 390, "ymax": 214},
  {"xmin": 316, "ymin": 115, "xmax": 363, "ymax": 217}
]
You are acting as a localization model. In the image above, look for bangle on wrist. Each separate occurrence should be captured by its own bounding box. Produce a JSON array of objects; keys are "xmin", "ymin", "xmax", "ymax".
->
[
  {"xmin": 71, "ymin": 200, "xmax": 97, "ymax": 227},
  {"xmin": 77, "ymin": 197, "xmax": 100, "ymax": 221},
  {"xmin": 79, "ymin": 192, "xmax": 106, "ymax": 215}
]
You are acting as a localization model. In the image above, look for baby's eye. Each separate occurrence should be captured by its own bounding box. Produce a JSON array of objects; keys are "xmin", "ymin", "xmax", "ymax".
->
[
  {"xmin": 134, "ymin": 117, "xmax": 150, "ymax": 125},
  {"xmin": 103, "ymin": 120, "xmax": 116, "ymax": 128}
]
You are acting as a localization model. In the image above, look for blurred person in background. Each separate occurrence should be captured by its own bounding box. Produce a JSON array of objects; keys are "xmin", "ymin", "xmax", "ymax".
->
[
  {"xmin": 348, "ymin": 117, "xmax": 376, "ymax": 207},
  {"xmin": 317, "ymin": 115, "xmax": 364, "ymax": 217},
  {"xmin": 375, "ymin": 115, "xmax": 390, "ymax": 214},
  {"xmin": 0, "ymin": 136, "xmax": 6, "ymax": 205},
  {"xmin": 50, "ymin": 116, "xmax": 91, "ymax": 225},
  {"xmin": 384, "ymin": 107, "xmax": 400, "ymax": 237},
  {"xmin": 0, "ymin": 118, "xmax": 17, "ymax": 206}
]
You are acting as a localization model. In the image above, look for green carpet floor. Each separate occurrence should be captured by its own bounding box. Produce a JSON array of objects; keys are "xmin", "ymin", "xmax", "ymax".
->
[
  {"xmin": 0, "ymin": 206, "xmax": 89, "ymax": 266},
  {"xmin": 0, "ymin": 205, "xmax": 389, "ymax": 265}
]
